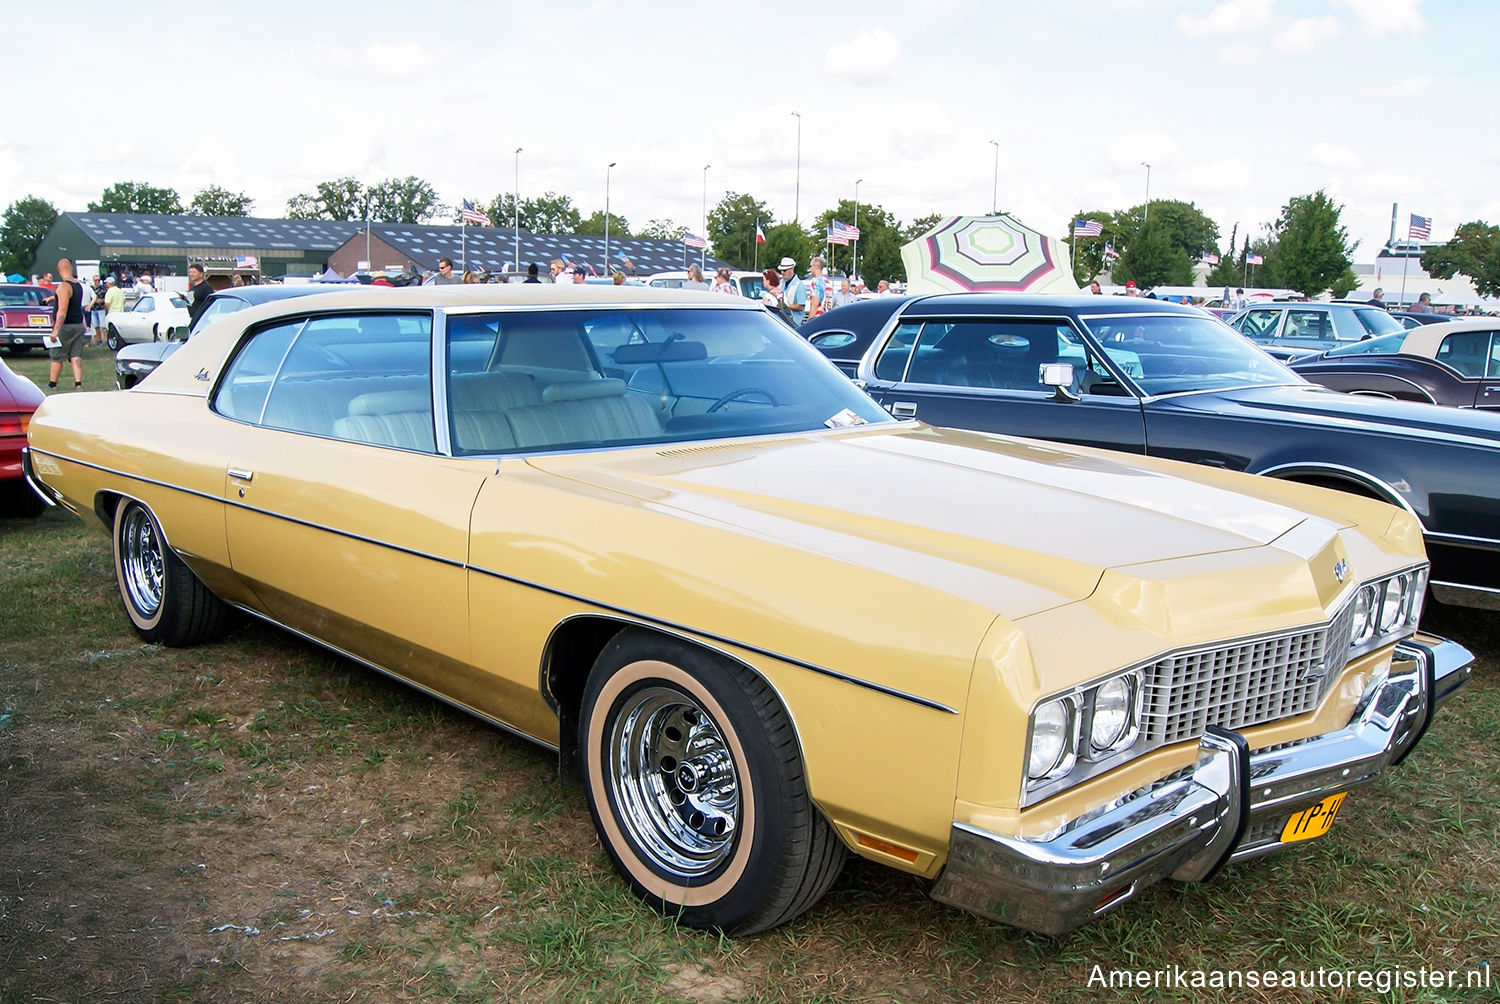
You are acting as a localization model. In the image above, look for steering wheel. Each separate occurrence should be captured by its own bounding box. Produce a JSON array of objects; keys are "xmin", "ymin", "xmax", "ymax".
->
[{"xmin": 706, "ymin": 386, "xmax": 778, "ymax": 413}]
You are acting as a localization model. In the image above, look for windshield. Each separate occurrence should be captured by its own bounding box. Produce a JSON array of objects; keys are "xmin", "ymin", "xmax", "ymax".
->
[
  {"xmin": 445, "ymin": 306, "xmax": 891, "ymax": 454},
  {"xmin": 1354, "ymin": 308, "xmax": 1404, "ymax": 336},
  {"xmin": 1084, "ymin": 312, "xmax": 1302, "ymax": 396},
  {"xmin": 1322, "ymin": 332, "xmax": 1405, "ymax": 357}
]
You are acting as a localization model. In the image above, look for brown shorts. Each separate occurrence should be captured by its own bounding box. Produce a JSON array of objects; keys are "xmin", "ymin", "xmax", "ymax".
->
[{"xmin": 47, "ymin": 323, "xmax": 87, "ymax": 362}]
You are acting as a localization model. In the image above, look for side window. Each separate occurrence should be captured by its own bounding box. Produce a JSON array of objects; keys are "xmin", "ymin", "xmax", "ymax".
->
[
  {"xmin": 1285, "ymin": 310, "xmax": 1331, "ymax": 341},
  {"xmin": 1238, "ymin": 309, "xmax": 1281, "ymax": 339},
  {"xmin": 1330, "ymin": 308, "xmax": 1368, "ymax": 341},
  {"xmin": 193, "ymin": 296, "xmax": 244, "ymax": 331},
  {"xmin": 214, "ymin": 319, "xmax": 303, "ymax": 423},
  {"xmin": 135, "ymin": 296, "xmax": 154, "ymax": 313},
  {"xmin": 905, "ymin": 319, "xmax": 1066, "ymax": 391},
  {"xmin": 1435, "ymin": 331, "xmax": 1491, "ymax": 377},
  {"xmin": 1488, "ymin": 333, "xmax": 1500, "ymax": 378},
  {"xmin": 875, "ymin": 321, "xmax": 922, "ymax": 381}
]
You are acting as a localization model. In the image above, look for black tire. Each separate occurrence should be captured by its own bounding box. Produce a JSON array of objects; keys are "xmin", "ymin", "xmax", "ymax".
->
[
  {"xmin": 579, "ymin": 629, "xmax": 846, "ymax": 935},
  {"xmin": 112, "ymin": 498, "xmax": 231, "ymax": 646},
  {"xmin": 0, "ymin": 483, "xmax": 45, "ymax": 518},
  {"xmin": 106, "ymin": 326, "xmax": 122, "ymax": 351}
]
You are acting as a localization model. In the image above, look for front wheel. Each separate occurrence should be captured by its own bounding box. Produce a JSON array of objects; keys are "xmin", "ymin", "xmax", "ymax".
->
[
  {"xmin": 580, "ymin": 630, "xmax": 846, "ymax": 935},
  {"xmin": 106, "ymin": 326, "xmax": 122, "ymax": 350},
  {"xmin": 112, "ymin": 498, "xmax": 231, "ymax": 646}
]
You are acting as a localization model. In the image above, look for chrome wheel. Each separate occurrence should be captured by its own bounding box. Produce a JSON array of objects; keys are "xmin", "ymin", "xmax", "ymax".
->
[
  {"xmin": 607, "ymin": 685, "xmax": 740, "ymax": 878},
  {"xmin": 118, "ymin": 504, "xmax": 165, "ymax": 618}
]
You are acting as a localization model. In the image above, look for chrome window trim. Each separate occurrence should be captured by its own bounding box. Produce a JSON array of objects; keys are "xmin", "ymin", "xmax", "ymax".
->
[{"xmin": 431, "ymin": 308, "xmax": 452, "ymax": 456}]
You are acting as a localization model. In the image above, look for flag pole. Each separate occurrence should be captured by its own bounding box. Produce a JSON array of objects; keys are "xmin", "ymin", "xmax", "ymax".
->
[
  {"xmin": 461, "ymin": 218, "xmax": 467, "ymax": 273},
  {"xmin": 754, "ymin": 219, "xmax": 759, "ymax": 272}
]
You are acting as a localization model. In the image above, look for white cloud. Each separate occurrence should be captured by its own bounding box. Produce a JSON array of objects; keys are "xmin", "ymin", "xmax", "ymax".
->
[
  {"xmin": 1176, "ymin": 0, "xmax": 1275, "ymax": 36},
  {"xmin": 1306, "ymin": 143, "xmax": 1363, "ymax": 170},
  {"xmin": 1177, "ymin": 159, "xmax": 1253, "ymax": 194},
  {"xmin": 1359, "ymin": 75, "xmax": 1431, "ymax": 99},
  {"xmin": 1274, "ymin": 15, "xmax": 1341, "ymax": 51},
  {"xmin": 824, "ymin": 29, "xmax": 900, "ymax": 80},
  {"xmin": 1332, "ymin": 0, "xmax": 1424, "ymax": 34},
  {"xmin": 1109, "ymin": 132, "xmax": 1179, "ymax": 171}
]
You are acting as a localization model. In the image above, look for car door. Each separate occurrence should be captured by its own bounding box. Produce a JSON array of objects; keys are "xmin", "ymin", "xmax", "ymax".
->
[
  {"xmin": 116, "ymin": 295, "xmax": 152, "ymax": 341},
  {"xmin": 1233, "ymin": 307, "xmax": 1284, "ymax": 349},
  {"xmin": 1279, "ymin": 308, "xmax": 1336, "ymax": 352},
  {"xmin": 215, "ymin": 310, "xmax": 498, "ymax": 704},
  {"xmin": 862, "ymin": 315, "xmax": 1147, "ymax": 453},
  {"xmin": 1434, "ymin": 328, "xmax": 1498, "ymax": 409}
]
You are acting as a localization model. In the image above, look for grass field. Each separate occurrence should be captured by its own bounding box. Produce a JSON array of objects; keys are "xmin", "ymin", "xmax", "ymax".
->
[{"xmin": 2, "ymin": 353, "xmax": 1497, "ymax": 1002}]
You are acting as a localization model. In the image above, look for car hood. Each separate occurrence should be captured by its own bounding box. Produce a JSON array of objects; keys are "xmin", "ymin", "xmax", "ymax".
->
[
  {"xmin": 1161, "ymin": 383, "xmax": 1500, "ymax": 448},
  {"xmin": 526, "ymin": 424, "xmax": 1320, "ymax": 620},
  {"xmin": 115, "ymin": 341, "xmax": 179, "ymax": 365}
]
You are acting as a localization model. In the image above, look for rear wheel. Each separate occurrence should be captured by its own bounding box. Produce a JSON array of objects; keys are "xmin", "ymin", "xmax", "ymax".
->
[
  {"xmin": 106, "ymin": 326, "xmax": 122, "ymax": 350},
  {"xmin": 112, "ymin": 498, "xmax": 231, "ymax": 646},
  {"xmin": 0, "ymin": 483, "xmax": 45, "ymax": 517},
  {"xmin": 580, "ymin": 630, "xmax": 845, "ymax": 935}
]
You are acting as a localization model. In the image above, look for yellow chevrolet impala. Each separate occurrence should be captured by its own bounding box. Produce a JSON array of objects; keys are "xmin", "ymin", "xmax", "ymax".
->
[{"xmin": 23, "ymin": 285, "xmax": 1471, "ymax": 935}]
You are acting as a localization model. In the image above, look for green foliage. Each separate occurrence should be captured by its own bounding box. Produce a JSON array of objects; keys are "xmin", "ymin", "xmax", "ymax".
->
[
  {"xmin": 901, "ymin": 212, "xmax": 945, "ymax": 243},
  {"xmin": 1064, "ymin": 210, "xmax": 1116, "ymax": 283},
  {"xmin": 1329, "ymin": 265, "xmax": 1359, "ymax": 299},
  {"xmin": 810, "ymin": 199, "xmax": 904, "ymax": 283},
  {"xmin": 367, "ymin": 176, "xmax": 440, "ymax": 224},
  {"xmin": 757, "ymin": 223, "xmax": 816, "ymax": 277},
  {"xmin": 575, "ymin": 210, "xmax": 630, "ymax": 238},
  {"xmin": 1205, "ymin": 223, "xmax": 1241, "ymax": 288},
  {"xmin": 88, "ymin": 181, "xmax": 182, "ymax": 215},
  {"xmin": 0, "ymin": 195, "xmax": 58, "ymax": 275},
  {"xmin": 1268, "ymin": 190, "xmax": 1356, "ymax": 297},
  {"xmin": 484, "ymin": 192, "xmax": 582, "ymax": 235},
  {"xmin": 286, "ymin": 177, "xmax": 366, "ymax": 221},
  {"xmin": 186, "ymin": 186, "xmax": 253, "ymax": 217},
  {"xmin": 637, "ymin": 218, "xmax": 688, "ymax": 242},
  {"xmin": 706, "ymin": 192, "xmax": 773, "ymax": 270},
  {"xmin": 1113, "ymin": 221, "xmax": 1193, "ymax": 287},
  {"xmin": 1422, "ymin": 221, "xmax": 1500, "ymax": 297}
]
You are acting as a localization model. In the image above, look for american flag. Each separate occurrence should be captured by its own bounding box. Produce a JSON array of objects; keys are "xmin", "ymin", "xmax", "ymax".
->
[
  {"xmin": 835, "ymin": 220, "xmax": 860, "ymax": 241},
  {"xmin": 826, "ymin": 226, "xmax": 850, "ymax": 246},
  {"xmin": 1246, "ymin": 253, "xmax": 1264, "ymax": 265},
  {"xmin": 1073, "ymin": 218, "xmax": 1103, "ymax": 238},
  {"xmin": 460, "ymin": 200, "xmax": 491, "ymax": 227},
  {"xmin": 1203, "ymin": 252, "xmax": 1220, "ymax": 265},
  {"xmin": 683, "ymin": 233, "xmax": 709, "ymax": 249},
  {"xmin": 1409, "ymin": 213, "xmax": 1432, "ymax": 240},
  {"xmin": 1103, "ymin": 242, "xmax": 1119, "ymax": 259}
]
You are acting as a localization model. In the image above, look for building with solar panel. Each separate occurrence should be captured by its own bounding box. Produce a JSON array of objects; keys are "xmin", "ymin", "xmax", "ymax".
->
[
  {"xmin": 30, "ymin": 213, "xmax": 363, "ymax": 284},
  {"xmin": 326, "ymin": 223, "xmax": 731, "ymax": 279}
]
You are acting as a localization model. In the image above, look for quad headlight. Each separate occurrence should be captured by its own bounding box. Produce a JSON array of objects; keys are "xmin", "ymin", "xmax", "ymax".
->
[
  {"xmin": 1026, "ymin": 671, "xmax": 1142, "ymax": 789},
  {"xmin": 1347, "ymin": 565, "xmax": 1426, "ymax": 659}
]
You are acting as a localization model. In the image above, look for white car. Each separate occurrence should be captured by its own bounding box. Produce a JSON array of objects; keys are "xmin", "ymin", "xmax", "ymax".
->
[
  {"xmin": 105, "ymin": 292, "xmax": 192, "ymax": 349},
  {"xmin": 647, "ymin": 270, "xmax": 765, "ymax": 299}
]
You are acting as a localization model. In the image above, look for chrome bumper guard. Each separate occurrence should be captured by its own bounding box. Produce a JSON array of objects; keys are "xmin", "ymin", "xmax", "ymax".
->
[
  {"xmin": 932, "ymin": 636, "xmax": 1473, "ymax": 935},
  {"xmin": 20, "ymin": 448, "xmax": 58, "ymax": 508}
]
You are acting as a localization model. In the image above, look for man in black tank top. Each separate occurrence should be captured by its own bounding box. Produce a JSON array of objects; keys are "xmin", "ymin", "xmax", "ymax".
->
[{"xmin": 47, "ymin": 258, "xmax": 87, "ymax": 390}]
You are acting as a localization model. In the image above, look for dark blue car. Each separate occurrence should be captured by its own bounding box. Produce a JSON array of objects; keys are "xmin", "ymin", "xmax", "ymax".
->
[{"xmin": 803, "ymin": 294, "xmax": 1500, "ymax": 611}]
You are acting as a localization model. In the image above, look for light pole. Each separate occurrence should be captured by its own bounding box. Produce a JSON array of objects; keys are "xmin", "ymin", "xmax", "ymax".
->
[
  {"xmin": 513, "ymin": 147, "xmax": 523, "ymax": 271},
  {"xmin": 1141, "ymin": 161, "xmax": 1151, "ymax": 225},
  {"xmin": 701, "ymin": 164, "xmax": 710, "ymax": 271},
  {"xmin": 853, "ymin": 178, "xmax": 863, "ymax": 281},
  {"xmin": 791, "ymin": 111, "xmax": 801, "ymax": 225},
  {"xmin": 604, "ymin": 161, "xmax": 616, "ymax": 276},
  {"xmin": 988, "ymin": 139, "xmax": 999, "ymax": 215}
]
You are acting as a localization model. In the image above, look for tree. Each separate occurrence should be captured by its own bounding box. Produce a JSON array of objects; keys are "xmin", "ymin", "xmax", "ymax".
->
[
  {"xmin": 1422, "ymin": 221, "xmax": 1500, "ymax": 297},
  {"xmin": 367, "ymin": 176, "xmax": 440, "ymax": 224},
  {"xmin": 484, "ymin": 192, "xmax": 581, "ymax": 234},
  {"xmin": 1267, "ymin": 190, "xmax": 1355, "ymax": 297},
  {"xmin": 1112, "ymin": 220, "xmax": 1193, "ymax": 287},
  {"xmin": 576, "ymin": 210, "xmax": 630, "ymax": 238},
  {"xmin": 187, "ymin": 186, "xmax": 254, "ymax": 217},
  {"xmin": 810, "ymin": 199, "xmax": 904, "ymax": 282},
  {"xmin": 286, "ymin": 177, "xmax": 367, "ymax": 221},
  {"xmin": 756, "ymin": 223, "xmax": 815, "ymax": 275},
  {"xmin": 1064, "ymin": 210, "xmax": 1117, "ymax": 283},
  {"xmin": 88, "ymin": 181, "xmax": 182, "ymax": 215},
  {"xmin": 638, "ymin": 218, "xmax": 688, "ymax": 242},
  {"xmin": 1205, "ymin": 222, "xmax": 1242, "ymax": 288},
  {"xmin": 0, "ymin": 195, "xmax": 58, "ymax": 276},
  {"xmin": 901, "ymin": 213, "xmax": 945, "ymax": 243},
  {"xmin": 707, "ymin": 192, "xmax": 773, "ymax": 269}
]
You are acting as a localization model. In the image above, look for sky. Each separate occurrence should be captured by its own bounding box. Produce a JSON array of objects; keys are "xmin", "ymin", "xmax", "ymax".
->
[{"xmin": 4, "ymin": 0, "xmax": 1495, "ymax": 261}]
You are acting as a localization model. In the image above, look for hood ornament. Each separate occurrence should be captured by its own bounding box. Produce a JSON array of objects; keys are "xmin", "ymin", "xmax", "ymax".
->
[{"xmin": 1333, "ymin": 558, "xmax": 1348, "ymax": 584}]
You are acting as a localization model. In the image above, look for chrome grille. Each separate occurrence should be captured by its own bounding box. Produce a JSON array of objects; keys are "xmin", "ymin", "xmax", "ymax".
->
[{"xmin": 1140, "ymin": 600, "xmax": 1357, "ymax": 746}]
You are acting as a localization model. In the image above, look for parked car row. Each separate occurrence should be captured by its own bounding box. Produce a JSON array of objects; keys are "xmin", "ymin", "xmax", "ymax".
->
[{"xmin": 21, "ymin": 285, "xmax": 1473, "ymax": 938}]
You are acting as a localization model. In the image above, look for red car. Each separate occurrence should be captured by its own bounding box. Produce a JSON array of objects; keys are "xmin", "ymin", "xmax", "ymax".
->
[
  {"xmin": 1, "ymin": 355, "xmax": 45, "ymax": 515},
  {"xmin": 1, "ymin": 283, "xmax": 57, "ymax": 354}
]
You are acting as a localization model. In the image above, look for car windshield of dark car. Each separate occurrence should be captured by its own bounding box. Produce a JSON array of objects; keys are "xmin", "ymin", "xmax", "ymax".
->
[
  {"xmin": 1084, "ymin": 312, "xmax": 1302, "ymax": 396},
  {"xmin": 444, "ymin": 306, "xmax": 892, "ymax": 454},
  {"xmin": 1322, "ymin": 332, "xmax": 1405, "ymax": 357}
]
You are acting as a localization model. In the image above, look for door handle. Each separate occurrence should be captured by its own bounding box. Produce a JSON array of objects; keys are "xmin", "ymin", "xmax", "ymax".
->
[
  {"xmin": 890, "ymin": 401, "xmax": 918, "ymax": 419},
  {"xmin": 227, "ymin": 467, "xmax": 254, "ymax": 482}
]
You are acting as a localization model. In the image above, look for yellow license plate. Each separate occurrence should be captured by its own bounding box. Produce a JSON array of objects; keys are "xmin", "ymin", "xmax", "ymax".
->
[
  {"xmin": 1280, "ymin": 792, "xmax": 1347, "ymax": 843},
  {"xmin": 28, "ymin": 315, "xmax": 49, "ymax": 327}
]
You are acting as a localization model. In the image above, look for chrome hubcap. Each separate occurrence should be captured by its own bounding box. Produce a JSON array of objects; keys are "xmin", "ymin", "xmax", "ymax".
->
[
  {"xmin": 120, "ymin": 506, "xmax": 164, "ymax": 618},
  {"xmin": 608, "ymin": 686, "xmax": 740, "ymax": 878}
]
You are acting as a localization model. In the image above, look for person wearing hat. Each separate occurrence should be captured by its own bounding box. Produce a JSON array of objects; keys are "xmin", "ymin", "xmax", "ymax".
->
[
  {"xmin": 1124, "ymin": 280, "xmax": 1140, "ymax": 297},
  {"xmin": 97, "ymin": 275, "xmax": 126, "ymax": 346},
  {"xmin": 778, "ymin": 257, "xmax": 807, "ymax": 324},
  {"xmin": 710, "ymin": 267, "xmax": 736, "ymax": 295}
]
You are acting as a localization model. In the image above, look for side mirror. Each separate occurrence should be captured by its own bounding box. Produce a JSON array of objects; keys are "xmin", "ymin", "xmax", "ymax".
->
[{"xmin": 1039, "ymin": 362, "xmax": 1080, "ymax": 402}]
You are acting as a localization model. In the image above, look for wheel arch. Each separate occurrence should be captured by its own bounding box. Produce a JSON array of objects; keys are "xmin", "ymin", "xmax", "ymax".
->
[
  {"xmin": 541, "ymin": 614, "xmax": 806, "ymax": 785},
  {"xmin": 1255, "ymin": 461, "xmax": 1423, "ymax": 524}
]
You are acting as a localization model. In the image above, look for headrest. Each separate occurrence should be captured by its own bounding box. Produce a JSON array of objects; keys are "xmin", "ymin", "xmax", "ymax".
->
[
  {"xmin": 348, "ymin": 389, "xmax": 431, "ymax": 415},
  {"xmin": 542, "ymin": 378, "xmax": 627, "ymax": 404}
]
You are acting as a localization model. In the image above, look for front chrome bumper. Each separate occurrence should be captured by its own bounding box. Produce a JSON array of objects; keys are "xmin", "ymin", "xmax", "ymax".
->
[{"xmin": 931, "ymin": 635, "xmax": 1472, "ymax": 935}]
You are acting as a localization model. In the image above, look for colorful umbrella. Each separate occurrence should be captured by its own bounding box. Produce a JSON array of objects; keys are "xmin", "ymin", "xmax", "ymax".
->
[{"xmin": 900, "ymin": 214, "xmax": 1079, "ymax": 294}]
